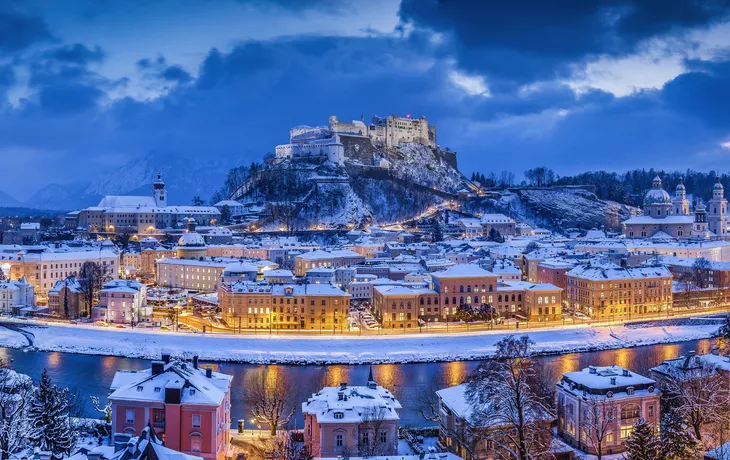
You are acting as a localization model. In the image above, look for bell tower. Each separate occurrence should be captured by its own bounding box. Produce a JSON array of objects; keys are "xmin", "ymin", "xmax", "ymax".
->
[
  {"xmin": 153, "ymin": 172, "xmax": 166, "ymax": 208},
  {"xmin": 708, "ymin": 177, "xmax": 727, "ymax": 237}
]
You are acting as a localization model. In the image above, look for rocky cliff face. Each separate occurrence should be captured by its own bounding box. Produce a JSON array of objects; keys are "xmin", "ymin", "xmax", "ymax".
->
[{"xmin": 233, "ymin": 143, "xmax": 466, "ymax": 229}]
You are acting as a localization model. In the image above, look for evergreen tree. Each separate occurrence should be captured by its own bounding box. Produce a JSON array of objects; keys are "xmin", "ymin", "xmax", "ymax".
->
[
  {"xmin": 27, "ymin": 370, "xmax": 75, "ymax": 460},
  {"xmin": 624, "ymin": 418, "xmax": 658, "ymax": 460},
  {"xmin": 487, "ymin": 228, "xmax": 504, "ymax": 243},
  {"xmin": 63, "ymin": 290, "xmax": 69, "ymax": 318},
  {"xmin": 220, "ymin": 204, "xmax": 232, "ymax": 225},
  {"xmin": 659, "ymin": 410, "xmax": 703, "ymax": 460}
]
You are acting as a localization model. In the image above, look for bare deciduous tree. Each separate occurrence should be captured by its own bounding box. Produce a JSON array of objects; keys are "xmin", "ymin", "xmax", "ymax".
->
[
  {"xmin": 80, "ymin": 261, "xmax": 109, "ymax": 318},
  {"xmin": 357, "ymin": 406, "xmax": 393, "ymax": 457},
  {"xmin": 579, "ymin": 394, "xmax": 618, "ymax": 460},
  {"xmin": 412, "ymin": 382, "xmax": 441, "ymax": 423},
  {"xmin": 246, "ymin": 432, "xmax": 311, "ymax": 460},
  {"xmin": 664, "ymin": 362, "xmax": 730, "ymax": 445},
  {"xmin": 465, "ymin": 335, "xmax": 553, "ymax": 460},
  {"xmin": 244, "ymin": 368, "xmax": 298, "ymax": 436}
]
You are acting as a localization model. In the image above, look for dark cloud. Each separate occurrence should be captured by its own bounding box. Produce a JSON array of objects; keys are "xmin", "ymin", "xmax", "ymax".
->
[
  {"xmin": 138, "ymin": 56, "xmax": 192, "ymax": 84},
  {"xmin": 42, "ymin": 44, "xmax": 105, "ymax": 65},
  {"xmin": 0, "ymin": 8, "xmax": 51, "ymax": 54},
  {"xmin": 38, "ymin": 83, "xmax": 104, "ymax": 115},
  {"xmin": 398, "ymin": 0, "xmax": 730, "ymax": 83}
]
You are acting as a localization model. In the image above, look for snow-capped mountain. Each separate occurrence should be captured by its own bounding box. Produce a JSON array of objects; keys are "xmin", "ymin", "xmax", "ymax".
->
[
  {"xmin": 23, "ymin": 152, "xmax": 233, "ymax": 210},
  {"xmin": 0, "ymin": 189, "xmax": 22, "ymax": 208}
]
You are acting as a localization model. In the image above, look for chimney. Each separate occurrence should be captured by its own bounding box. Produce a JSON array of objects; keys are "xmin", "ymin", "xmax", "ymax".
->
[
  {"xmin": 193, "ymin": 355, "xmax": 199, "ymax": 369},
  {"xmin": 206, "ymin": 368, "xmax": 212, "ymax": 378},
  {"xmin": 610, "ymin": 377, "xmax": 616, "ymax": 385},
  {"xmin": 340, "ymin": 382, "xmax": 347, "ymax": 390},
  {"xmin": 161, "ymin": 352, "xmax": 171, "ymax": 364},
  {"xmin": 151, "ymin": 361, "xmax": 164, "ymax": 376}
]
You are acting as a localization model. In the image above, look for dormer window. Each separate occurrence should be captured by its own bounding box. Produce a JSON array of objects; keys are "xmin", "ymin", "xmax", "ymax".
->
[
  {"xmin": 334, "ymin": 412, "xmax": 344, "ymax": 419},
  {"xmin": 190, "ymin": 389, "xmax": 196, "ymax": 396},
  {"xmin": 154, "ymin": 387, "xmax": 161, "ymax": 393},
  {"xmin": 137, "ymin": 385, "xmax": 143, "ymax": 392},
  {"xmin": 627, "ymin": 386, "xmax": 635, "ymax": 396}
]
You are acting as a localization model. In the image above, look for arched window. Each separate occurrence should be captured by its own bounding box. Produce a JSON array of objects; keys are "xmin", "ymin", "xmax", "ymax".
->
[
  {"xmin": 474, "ymin": 296, "xmax": 479, "ymax": 304},
  {"xmin": 511, "ymin": 294, "xmax": 516, "ymax": 301},
  {"xmin": 518, "ymin": 294, "xmax": 522, "ymax": 301},
  {"xmin": 460, "ymin": 296, "xmax": 465, "ymax": 305},
  {"xmin": 460, "ymin": 286, "xmax": 464, "ymax": 293},
  {"xmin": 420, "ymin": 297, "xmax": 424, "ymax": 305},
  {"xmin": 482, "ymin": 296, "xmax": 486, "ymax": 303},
  {"xmin": 391, "ymin": 302, "xmax": 396, "ymax": 308},
  {"xmin": 488, "ymin": 285, "xmax": 493, "ymax": 292},
  {"xmin": 538, "ymin": 297, "xmax": 543, "ymax": 304},
  {"xmin": 445, "ymin": 297, "xmax": 450, "ymax": 305},
  {"xmin": 621, "ymin": 404, "xmax": 640, "ymax": 420},
  {"xmin": 467, "ymin": 285, "xmax": 472, "ymax": 293},
  {"xmin": 434, "ymin": 297, "xmax": 439, "ymax": 304},
  {"xmin": 452, "ymin": 297, "xmax": 456, "ymax": 305}
]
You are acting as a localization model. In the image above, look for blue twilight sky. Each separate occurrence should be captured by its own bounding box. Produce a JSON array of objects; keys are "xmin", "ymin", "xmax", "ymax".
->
[{"xmin": 4, "ymin": 0, "xmax": 730, "ymax": 200}]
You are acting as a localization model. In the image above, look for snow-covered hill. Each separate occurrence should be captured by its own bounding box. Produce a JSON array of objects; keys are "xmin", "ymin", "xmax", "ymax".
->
[
  {"xmin": 235, "ymin": 143, "xmax": 467, "ymax": 228},
  {"xmin": 484, "ymin": 187, "xmax": 637, "ymax": 231}
]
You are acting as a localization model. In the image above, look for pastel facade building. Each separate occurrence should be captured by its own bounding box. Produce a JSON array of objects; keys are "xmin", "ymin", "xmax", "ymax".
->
[
  {"xmin": 219, "ymin": 282, "xmax": 350, "ymax": 330},
  {"xmin": 302, "ymin": 373, "xmax": 401, "ymax": 458},
  {"xmin": 94, "ymin": 279, "xmax": 149, "ymax": 324},
  {"xmin": 0, "ymin": 277, "xmax": 35, "ymax": 313},
  {"xmin": 294, "ymin": 249, "xmax": 366, "ymax": 277},
  {"xmin": 48, "ymin": 277, "xmax": 87, "ymax": 318},
  {"xmin": 109, "ymin": 356, "xmax": 233, "ymax": 460},
  {"xmin": 4, "ymin": 248, "xmax": 118, "ymax": 304},
  {"xmin": 566, "ymin": 265, "xmax": 672, "ymax": 320},
  {"xmin": 73, "ymin": 174, "xmax": 221, "ymax": 237},
  {"xmin": 556, "ymin": 365, "xmax": 661, "ymax": 456}
]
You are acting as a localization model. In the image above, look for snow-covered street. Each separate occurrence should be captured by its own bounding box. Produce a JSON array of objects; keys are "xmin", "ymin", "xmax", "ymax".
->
[{"xmin": 0, "ymin": 321, "xmax": 720, "ymax": 364}]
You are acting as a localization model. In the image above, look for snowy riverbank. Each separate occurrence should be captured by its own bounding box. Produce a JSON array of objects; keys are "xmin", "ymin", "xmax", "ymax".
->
[{"xmin": 0, "ymin": 321, "xmax": 721, "ymax": 364}]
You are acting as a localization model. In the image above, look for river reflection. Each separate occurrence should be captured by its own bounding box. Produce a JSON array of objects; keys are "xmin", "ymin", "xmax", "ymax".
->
[{"xmin": 1, "ymin": 338, "xmax": 716, "ymax": 427}]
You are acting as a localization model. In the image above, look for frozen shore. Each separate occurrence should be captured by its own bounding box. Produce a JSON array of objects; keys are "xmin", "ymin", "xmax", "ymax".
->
[{"xmin": 0, "ymin": 320, "xmax": 720, "ymax": 364}]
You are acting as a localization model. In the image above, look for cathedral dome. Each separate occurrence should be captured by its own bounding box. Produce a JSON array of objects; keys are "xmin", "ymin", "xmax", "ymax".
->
[
  {"xmin": 178, "ymin": 232, "xmax": 205, "ymax": 247},
  {"xmin": 714, "ymin": 177, "xmax": 724, "ymax": 190},
  {"xmin": 644, "ymin": 175, "xmax": 671, "ymax": 206}
]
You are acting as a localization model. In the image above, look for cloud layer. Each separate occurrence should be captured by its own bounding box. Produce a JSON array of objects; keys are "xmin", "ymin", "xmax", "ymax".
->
[{"xmin": 2, "ymin": 0, "xmax": 730, "ymax": 199}]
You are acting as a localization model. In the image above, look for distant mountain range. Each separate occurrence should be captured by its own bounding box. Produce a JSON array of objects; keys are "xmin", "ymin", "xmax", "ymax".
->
[{"xmin": 6, "ymin": 152, "xmax": 233, "ymax": 211}]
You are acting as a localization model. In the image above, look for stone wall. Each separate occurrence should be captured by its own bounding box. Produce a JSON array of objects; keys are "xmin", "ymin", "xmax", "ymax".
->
[{"xmin": 339, "ymin": 134, "xmax": 374, "ymax": 164}]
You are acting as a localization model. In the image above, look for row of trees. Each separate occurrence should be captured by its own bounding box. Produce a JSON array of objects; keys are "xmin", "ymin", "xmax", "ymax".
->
[
  {"xmin": 471, "ymin": 167, "xmax": 730, "ymax": 207},
  {"xmin": 411, "ymin": 334, "xmax": 729, "ymax": 460},
  {"xmin": 1, "ymin": 362, "xmax": 79, "ymax": 460}
]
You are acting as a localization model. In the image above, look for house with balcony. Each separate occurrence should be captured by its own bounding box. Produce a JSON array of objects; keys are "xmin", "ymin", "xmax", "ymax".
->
[
  {"xmin": 302, "ymin": 370, "xmax": 401, "ymax": 458},
  {"xmin": 556, "ymin": 365, "xmax": 660, "ymax": 456}
]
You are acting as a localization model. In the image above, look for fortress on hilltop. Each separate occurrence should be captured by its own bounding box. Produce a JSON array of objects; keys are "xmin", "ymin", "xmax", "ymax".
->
[{"xmin": 275, "ymin": 113, "xmax": 451, "ymax": 167}]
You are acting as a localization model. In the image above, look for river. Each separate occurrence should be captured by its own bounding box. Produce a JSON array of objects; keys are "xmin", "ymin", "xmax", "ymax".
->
[{"xmin": 1, "ymin": 338, "xmax": 717, "ymax": 428}]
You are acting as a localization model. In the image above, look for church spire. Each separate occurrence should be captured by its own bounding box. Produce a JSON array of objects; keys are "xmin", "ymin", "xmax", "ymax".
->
[{"xmin": 366, "ymin": 365, "xmax": 376, "ymax": 388}]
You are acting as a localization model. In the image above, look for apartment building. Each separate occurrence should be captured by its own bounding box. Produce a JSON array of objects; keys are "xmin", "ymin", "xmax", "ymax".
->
[
  {"xmin": 566, "ymin": 265, "xmax": 672, "ymax": 320},
  {"xmin": 219, "ymin": 281, "xmax": 350, "ymax": 330}
]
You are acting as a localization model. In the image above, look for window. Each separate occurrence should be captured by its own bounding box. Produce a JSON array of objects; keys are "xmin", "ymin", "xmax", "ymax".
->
[
  {"xmin": 362, "ymin": 433, "xmax": 369, "ymax": 446},
  {"xmin": 380, "ymin": 431, "xmax": 387, "ymax": 443},
  {"xmin": 126, "ymin": 409, "xmax": 135, "ymax": 424},
  {"xmin": 336, "ymin": 434, "xmax": 343, "ymax": 447},
  {"xmin": 192, "ymin": 414, "xmax": 201, "ymax": 428},
  {"xmin": 620, "ymin": 425, "xmax": 633, "ymax": 439},
  {"xmin": 334, "ymin": 412, "xmax": 344, "ymax": 419},
  {"xmin": 621, "ymin": 404, "xmax": 640, "ymax": 420}
]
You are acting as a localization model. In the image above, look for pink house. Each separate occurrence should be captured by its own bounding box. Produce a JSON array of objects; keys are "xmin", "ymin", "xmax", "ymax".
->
[
  {"xmin": 302, "ymin": 370, "xmax": 402, "ymax": 458},
  {"xmin": 109, "ymin": 355, "xmax": 233, "ymax": 460},
  {"xmin": 94, "ymin": 279, "xmax": 150, "ymax": 324}
]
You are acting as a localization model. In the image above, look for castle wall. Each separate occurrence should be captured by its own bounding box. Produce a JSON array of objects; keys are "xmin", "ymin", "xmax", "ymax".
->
[{"xmin": 338, "ymin": 134, "xmax": 374, "ymax": 164}]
